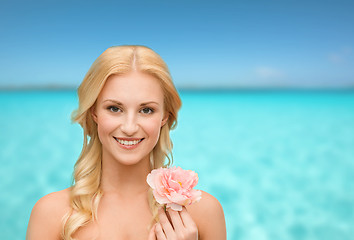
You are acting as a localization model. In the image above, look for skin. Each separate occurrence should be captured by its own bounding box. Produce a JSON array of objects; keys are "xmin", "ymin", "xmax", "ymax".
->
[{"xmin": 26, "ymin": 71, "xmax": 227, "ymax": 240}]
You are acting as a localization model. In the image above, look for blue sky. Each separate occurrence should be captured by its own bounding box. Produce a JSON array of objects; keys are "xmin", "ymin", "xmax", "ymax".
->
[{"xmin": 0, "ymin": 0, "xmax": 353, "ymax": 89}]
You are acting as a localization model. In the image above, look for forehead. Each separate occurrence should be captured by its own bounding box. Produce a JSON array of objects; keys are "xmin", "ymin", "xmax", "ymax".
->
[{"xmin": 97, "ymin": 71, "xmax": 164, "ymax": 104}]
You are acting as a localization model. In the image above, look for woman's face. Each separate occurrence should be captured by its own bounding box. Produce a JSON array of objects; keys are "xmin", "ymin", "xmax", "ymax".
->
[{"xmin": 92, "ymin": 71, "xmax": 167, "ymax": 167}]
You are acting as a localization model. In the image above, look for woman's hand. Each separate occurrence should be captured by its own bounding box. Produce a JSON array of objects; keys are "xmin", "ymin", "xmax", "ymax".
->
[{"xmin": 148, "ymin": 207, "xmax": 198, "ymax": 240}]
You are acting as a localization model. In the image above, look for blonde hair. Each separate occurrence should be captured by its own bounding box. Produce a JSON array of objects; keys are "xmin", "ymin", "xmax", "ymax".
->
[{"xmin": 62, "ymin": 45, "xmax": 181, "ymax": 239}]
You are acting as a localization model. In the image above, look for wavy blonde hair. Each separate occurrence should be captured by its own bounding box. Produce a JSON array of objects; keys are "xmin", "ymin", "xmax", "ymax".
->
[{"xmin": 62, "ymin": 45, "xmax": 181, "ymax": 239}]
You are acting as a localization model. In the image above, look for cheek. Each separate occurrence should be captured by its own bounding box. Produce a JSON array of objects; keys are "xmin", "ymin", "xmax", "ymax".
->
[
  {"xmin": 143, "ymin": 117, "xmax": 163, "ymax": 140},
  {"xmin": 96, "ymin": 115, "xmax": 117, "ymax": 137}
]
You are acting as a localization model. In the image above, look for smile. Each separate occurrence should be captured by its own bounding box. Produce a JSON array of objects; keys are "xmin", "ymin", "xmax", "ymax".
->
[{"xmin": 113, "ymin": 137, "xmax": 144, "ymax": 147}]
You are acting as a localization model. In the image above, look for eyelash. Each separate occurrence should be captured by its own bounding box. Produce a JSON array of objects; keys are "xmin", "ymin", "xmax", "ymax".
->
[
  {"xmin": 106, "ymin": 106, "xmax": 154, "ymax": 114},
  {"xmin": 140, "ymin": 107, "xmax": 154, "ymax": 114},
  {"xmin": 107, "ymin": 106, "xmax": 122, "ymax": 113}
]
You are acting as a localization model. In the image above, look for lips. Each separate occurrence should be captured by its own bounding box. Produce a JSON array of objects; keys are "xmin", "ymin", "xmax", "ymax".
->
[{"xmin": 113, "ymin": 137, "xmax": 144, "ymax": 148}]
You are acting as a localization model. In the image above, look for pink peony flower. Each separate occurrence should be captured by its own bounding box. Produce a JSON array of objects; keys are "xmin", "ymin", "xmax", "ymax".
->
[{"xmin": 147, "ymin": 166, "xmax": 202, "ymax": 211}]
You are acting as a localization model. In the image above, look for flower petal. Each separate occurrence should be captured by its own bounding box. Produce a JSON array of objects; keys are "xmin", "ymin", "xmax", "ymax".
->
[{"xmin": 167, "ymin": 203, "xmax": 183, "ymax": 211}]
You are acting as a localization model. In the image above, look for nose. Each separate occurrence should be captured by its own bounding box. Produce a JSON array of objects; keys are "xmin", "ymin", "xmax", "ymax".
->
[{"xmin": 120, "ymin": 112, "xmax": 139, "ymax": 136}]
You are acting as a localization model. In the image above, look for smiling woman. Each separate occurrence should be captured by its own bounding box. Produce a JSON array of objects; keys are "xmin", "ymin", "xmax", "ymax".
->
[
  {"xmin": 92, "ymin": 72, "xmax": 168, "ymax": 166},
  {"xmin": 26, "ymin": 45, "xmax": 226, "ymax": 240}
]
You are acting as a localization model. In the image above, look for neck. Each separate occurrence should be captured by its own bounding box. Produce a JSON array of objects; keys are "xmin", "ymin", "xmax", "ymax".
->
[{"xmin": 100, "ymin": 151, "xmax": 151, "ymax": 197}]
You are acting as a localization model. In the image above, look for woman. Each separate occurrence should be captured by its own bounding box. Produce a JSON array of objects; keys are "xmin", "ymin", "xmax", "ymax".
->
[{"xmin": 26, "ymin": 45, "xmax": 226, "ymax": 240}]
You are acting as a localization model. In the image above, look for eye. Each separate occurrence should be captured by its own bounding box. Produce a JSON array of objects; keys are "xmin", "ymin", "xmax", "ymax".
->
[
  {"xmin": 140, "ymin": 107, "xmax": 154, "ymax": 114},
  {"xmin": 107, "ymin": 106, "xmax": 121, "ymax": 113}
]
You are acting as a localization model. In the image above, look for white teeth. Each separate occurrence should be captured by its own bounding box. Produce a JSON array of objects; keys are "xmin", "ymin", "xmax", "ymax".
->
[{"xmin": 115, "ymin": 138, "xmax": 142, "ymax": 146}]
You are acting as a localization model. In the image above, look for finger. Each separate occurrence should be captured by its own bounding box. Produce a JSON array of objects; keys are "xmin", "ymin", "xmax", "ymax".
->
[
  {"xmin": 147, "ymin": 224, "xmax": 157, "ymax": 240},
  {"xmin": 179, "ymin": 207, "xmax": 197, "ymax": 229},
  {"xmin": 154, "ymin": 223, "xmax": 167, "ymax": 240},
  {"xmin": 158, "ymin": 208, "xmax": 175, "ymax": 239},
  {"xmin": 165, "ymin": 209, "xmax": 172, "ymax": 224},
  {"xmin": 167, "ymin": 208, "xmax": 185, "ymax": 232}
]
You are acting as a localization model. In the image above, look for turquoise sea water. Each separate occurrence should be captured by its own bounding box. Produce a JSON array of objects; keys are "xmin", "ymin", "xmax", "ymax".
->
[{"xmin": 1, "ymin": 90, "xmax": 354, "ymax": 240}]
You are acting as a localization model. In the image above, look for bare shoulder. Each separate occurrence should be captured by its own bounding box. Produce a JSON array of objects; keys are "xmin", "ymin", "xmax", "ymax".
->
[
  {"xmin": 186, "ymin": 190, "xmax": 227, "ymax": 240},
  {"xmin": 26, "ymin": 188, "xmax": 72, "ymax": 240}
]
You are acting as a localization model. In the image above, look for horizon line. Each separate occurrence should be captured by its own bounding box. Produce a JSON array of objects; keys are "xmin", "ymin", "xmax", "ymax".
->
[{"xmin": 1, "ymin": 85, "xmax": 354, "ymax": 92}]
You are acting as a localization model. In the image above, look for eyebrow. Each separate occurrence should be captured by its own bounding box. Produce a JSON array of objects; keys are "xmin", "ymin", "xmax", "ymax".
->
[{"xmin": 103, "ymin": 99, "xmax": 160, "ymax": 106}]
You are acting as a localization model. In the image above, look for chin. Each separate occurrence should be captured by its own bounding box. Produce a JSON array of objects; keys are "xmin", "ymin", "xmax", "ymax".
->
[{"xmin": 114, "ymin": 154, "xmax": 149, "ymax": 167}]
